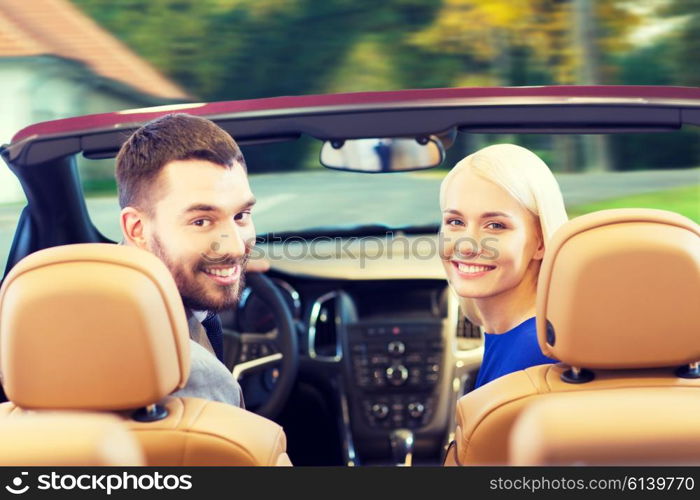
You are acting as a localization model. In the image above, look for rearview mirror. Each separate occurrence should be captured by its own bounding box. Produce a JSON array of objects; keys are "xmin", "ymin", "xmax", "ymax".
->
[{"xmin": 320, "ymin": 136, "xmax": 445, "ymax": 173}]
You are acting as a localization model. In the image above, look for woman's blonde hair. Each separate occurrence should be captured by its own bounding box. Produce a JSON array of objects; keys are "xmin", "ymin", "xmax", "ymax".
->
[{"xmin": 439, "ymin": 143, "xmax": 568, "ymax": 325}]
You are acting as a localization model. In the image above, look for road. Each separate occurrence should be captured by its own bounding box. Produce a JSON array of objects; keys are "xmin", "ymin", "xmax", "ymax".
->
[{"xmin": 1, "ymin": 168, "xmax": 698, "ymax": 270}]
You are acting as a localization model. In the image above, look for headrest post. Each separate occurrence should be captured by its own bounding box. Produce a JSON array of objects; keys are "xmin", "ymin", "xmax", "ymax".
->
[
  {"xmin": 561, "ymin": 366, "xmax": 595, "ymax": 384},
  {"xmin": 676, "ymin": 361, "xmax": 700, "ymax": 380},
  {"xmin": 132, "ymin": 403, "xmax": 169, "ymax": 423}
]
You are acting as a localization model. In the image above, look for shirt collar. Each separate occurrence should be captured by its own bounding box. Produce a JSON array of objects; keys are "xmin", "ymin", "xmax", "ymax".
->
[{"xmin": 192, "ymin": 309, "xmax": 209, "ymax": 323}]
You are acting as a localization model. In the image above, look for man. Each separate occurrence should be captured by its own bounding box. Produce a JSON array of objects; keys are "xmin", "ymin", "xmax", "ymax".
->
[{"xmin": 116, "ymin": 113, "xmax": 255, "ymax": 407}]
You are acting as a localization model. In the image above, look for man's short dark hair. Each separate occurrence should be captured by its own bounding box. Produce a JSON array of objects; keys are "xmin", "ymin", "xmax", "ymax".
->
[{"xmin": 116, "ymin": 113, "xmax": 245, "ymax": 212}]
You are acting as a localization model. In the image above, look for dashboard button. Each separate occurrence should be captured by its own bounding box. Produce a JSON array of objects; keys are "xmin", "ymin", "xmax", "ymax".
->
[
  {"xmin": 387, "ymin": 340, "xmax": 406, "ymax": 356},
  {"xmin": 370, "ymin": 354, "xmax": 389, "ymax": 366},
  {"xmin": 391, "ymin": 403, "xmax": 405, "ymax": 414},
  {"xmin": 426, "ymin": 363, "xmax": 440, "ymax": 373},
  {"xmin": 371, "ymin": 369, "xmax": 386, "ymax": 387},
  {"xmin": 406, "ymin": 353, "xmax": 422, "ymax": 364},
  {"xmin": 371, "ymin": 403, "xmax": 389, "ymax": 419},
  {"xmin": 408, "ymin": 402, "xmax": 425, "ymax": 419},
  {"xmin": 386, "ymin": 364, "xmax": 409, "ymax": 386},
  {"xmin": 353, "ymin": 357, "xmax": 369, "ymax": 368}
]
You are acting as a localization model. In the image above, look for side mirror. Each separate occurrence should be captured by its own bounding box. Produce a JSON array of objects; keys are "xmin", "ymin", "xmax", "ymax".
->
[{"xmin": 320, "ymin": 136, "xmax": 445, "ymax": 173}]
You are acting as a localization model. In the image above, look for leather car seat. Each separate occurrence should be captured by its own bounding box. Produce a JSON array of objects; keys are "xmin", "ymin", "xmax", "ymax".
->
[
  {"xmin": 0, "ymin": 413, "xmax": 144, "ymax": 465},
  {"xmin": 444, "ymin": 208, "xmax": 700, "ymax": 465},
  {"xmin": 0, "ymin": 243, "xmax": 292, "ymax": 466},
  {"xmin": 509, "ymin": 390, "xmax": 700, "ymax": 465}
]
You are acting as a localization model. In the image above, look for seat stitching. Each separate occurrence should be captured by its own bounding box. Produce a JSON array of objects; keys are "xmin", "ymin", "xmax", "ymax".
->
[
  {"xmin": 183, "ymin": 400, "xmax": 259, "ymax": 465},
  {"xmin": 523, "ymin": 368, "xmax": 541, "ymax": 394},
  {"xmin": 131, "ymin": 428, "xmax": 258, "ymax": 465},
  {"xmin": 180, "ymin": 398, "xmax": 208, "ymax": 465},
  {"xmin": 463, "ymin": 377, "xmax": 539, "ymax": 461},
  {"xmin": 265, "ymin": 426, "xmax": 284, "ymax": 466},
  {"xmin": 184, "ymin": 398, "xmax": 208, "ymax": 428}
]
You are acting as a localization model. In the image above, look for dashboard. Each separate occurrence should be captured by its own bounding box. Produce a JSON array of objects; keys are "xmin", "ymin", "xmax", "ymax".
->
[{"xmin": 228, "ymin": 234, "xmax": 485, "ymax": 465}]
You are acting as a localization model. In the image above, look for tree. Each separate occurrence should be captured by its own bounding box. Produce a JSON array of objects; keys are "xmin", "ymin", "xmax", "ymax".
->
[
  {"xmin": 409, "ymin": 0, "xmax": 640, "ymax": 171},
  {"xmin": 659, "ymin": 0, "xmax": 700, "ymax": 86}
]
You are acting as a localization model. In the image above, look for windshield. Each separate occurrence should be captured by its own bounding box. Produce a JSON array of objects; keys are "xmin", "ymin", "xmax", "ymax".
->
[
  {"xmin": 78, "ymin": 132, "xmax": 699, "ymax": 244},
  {"xmin": 1, "ymin": 131, "xmax": 698, "ymax": 274}
]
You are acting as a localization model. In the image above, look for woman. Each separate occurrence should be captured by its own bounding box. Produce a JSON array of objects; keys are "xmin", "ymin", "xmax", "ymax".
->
[{"xmin": 439, "ymin": 144, "xmax": 568, "ymax": 389}]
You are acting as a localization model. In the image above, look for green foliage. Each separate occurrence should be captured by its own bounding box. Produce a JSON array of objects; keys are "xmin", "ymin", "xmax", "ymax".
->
[
  {"xmin": 659, "ymin": 0, "xmax": 700, "ymax": 86},
  {"xmin": 616, "ymin": 43, "xmax": 674, "ymax": 85},
  {"xmin": 611, "ymin": 131, "xmax": 700, "ymax": 171},
  {"xmin": 69, "ymin": 0, "xmax": 697, "ymax": 173},
  {"xmin": 567, "ymin": 184, "xmax": 700, "ymax": 223}
]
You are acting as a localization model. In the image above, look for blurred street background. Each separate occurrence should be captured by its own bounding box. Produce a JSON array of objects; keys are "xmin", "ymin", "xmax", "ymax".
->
[{"xmin": 1, "ymin": 0, "xmax": 698, "ymax": 269}]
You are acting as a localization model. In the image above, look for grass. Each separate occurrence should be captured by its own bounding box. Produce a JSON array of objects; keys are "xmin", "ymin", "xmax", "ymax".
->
[{"xmin": 567, "ymin": 184, "xmax": 700, "ymax": 223}]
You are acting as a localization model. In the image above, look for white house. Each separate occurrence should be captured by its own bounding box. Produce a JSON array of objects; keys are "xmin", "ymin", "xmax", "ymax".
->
[{"xmin": 0, "ymin": 0, "xmax": 190, "ymax": 202}]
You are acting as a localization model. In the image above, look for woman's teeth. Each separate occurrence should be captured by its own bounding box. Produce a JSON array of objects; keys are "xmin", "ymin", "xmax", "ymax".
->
[{"xmin": 457, "ymin": 263, "xmax": 493, "ymax": 273}]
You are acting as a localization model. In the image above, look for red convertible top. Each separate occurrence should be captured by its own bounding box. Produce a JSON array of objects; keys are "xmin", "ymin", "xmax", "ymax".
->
[{"xmin": 11, "ymin": 85, "xmax": 700, "ymax": 144}]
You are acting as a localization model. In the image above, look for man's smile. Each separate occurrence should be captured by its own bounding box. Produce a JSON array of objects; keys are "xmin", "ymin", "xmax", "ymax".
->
[{"xmin": 203, "ymin": 264, "xmax": 240, "ymax": 285}]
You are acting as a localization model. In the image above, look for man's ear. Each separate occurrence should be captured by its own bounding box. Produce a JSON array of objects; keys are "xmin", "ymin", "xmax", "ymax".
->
[{"xmin": 120, "ymin": 206, "xmax": 149, "ymax": 250}]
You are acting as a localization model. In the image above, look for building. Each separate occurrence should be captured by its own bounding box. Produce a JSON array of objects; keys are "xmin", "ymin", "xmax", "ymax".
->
[{"xmin": 0, "ymin": 0, "xmax": 190, "ymax": 202}]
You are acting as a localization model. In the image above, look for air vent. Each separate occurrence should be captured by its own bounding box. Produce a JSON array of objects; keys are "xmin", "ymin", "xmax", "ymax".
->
[
  {"xmin": 456, "ymin": 315, "xmax": 481, "ymax": 339},
  {"xmin": 309, "ymin": 291, "xmax": 342, "ymax": 361}
]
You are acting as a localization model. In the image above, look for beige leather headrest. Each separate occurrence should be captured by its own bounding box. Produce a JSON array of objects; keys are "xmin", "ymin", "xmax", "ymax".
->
[
  {"xmin": 510, "ymin": 389, "xmax": 700, "ymax": 465},
  {"xmin": 0, "ymin": 244, "xmax": 190, "ymax": 410},
  {"xmin": 0, "ymin": 413, "xmax": 144, "ymax": 466},
  {"xmin": 537, "ymin": 208, "xmax": 700, "ymax": 369}
]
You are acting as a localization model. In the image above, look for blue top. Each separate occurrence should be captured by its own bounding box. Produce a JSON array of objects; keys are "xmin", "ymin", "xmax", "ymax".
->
[{"xmin": 474, "ymin": 317, "xmax": 557, "ymax": 389}]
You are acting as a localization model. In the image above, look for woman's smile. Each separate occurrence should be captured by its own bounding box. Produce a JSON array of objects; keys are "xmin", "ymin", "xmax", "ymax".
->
[{"xmin": 451, "ymin": 260, "xmax": 496, "ymax": 278}]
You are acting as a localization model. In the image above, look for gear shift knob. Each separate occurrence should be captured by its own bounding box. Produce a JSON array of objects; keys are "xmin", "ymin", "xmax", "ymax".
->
[{"xmin": 389, "ymin": 428, "xmax": 414, "ymax": 466}]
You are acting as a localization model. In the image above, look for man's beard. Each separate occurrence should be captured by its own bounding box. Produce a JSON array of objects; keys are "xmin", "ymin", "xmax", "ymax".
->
[{"xmin": 149, "ymin": 234, "xmax": 248, "ymax": 312}]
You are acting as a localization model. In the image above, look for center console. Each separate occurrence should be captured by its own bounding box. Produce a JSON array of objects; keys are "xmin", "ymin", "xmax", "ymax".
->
[
  {"xmin": 347, "ymin": 321, "xmax": 442, "ymax": 430},
  {"xmin": 342, "ymin": 319, "xmax": 449, "ymax": 463},
  {"xmin": 306, "ymin": 281, "xmax": 460, "ymax": 465}
]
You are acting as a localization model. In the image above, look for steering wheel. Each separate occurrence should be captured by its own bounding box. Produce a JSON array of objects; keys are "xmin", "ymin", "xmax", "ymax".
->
[{"xmin": 224, "ymin": 272, "xmax": 298, "ymax": 419}]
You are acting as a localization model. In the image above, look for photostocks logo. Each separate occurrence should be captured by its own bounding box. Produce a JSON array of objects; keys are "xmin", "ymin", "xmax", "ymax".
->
[
  {"xmin": 201, "ymin": 232, "xmax": 502, "ymax": 269},
  {"xmin": 4, "ymin": 471, "xmax": 192, "ymax": 495},
  {"xmin": 201, "ymin": 234, "xmax": 231, "ymax": 264},
  {"xmin": 5, "ymin": 472, "xmax": 29, "ymax": 495}
]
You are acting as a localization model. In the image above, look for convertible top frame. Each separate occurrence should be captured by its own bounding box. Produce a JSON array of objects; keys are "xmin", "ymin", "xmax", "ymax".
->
[
  {"xmin": 4, "ymin": 85, "xmax": 700, "ymax": 168},
  {"xmin": 2, "ymin": 85, "xmax": 699, "ymax": 277}
]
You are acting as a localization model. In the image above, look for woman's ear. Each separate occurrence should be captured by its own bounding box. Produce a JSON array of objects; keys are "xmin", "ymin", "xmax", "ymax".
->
[
  {"xmin": 532, "ymin": 218, "xmax": 546, "ymax": 261},
  {"xmin": 120, "ymin": 206, "xmax": 149, "ymax": 250},
  {"xmin": 533, "ymin": 233, "xmax": 546, "ymax": 261}
]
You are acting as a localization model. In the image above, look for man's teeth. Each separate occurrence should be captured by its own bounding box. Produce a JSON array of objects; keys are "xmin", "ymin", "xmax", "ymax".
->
[
  {"xmin": 457, "ymin": 263, "xmax": 492, "ymax": 273},
  {"xmin": 205, "ymin": 267, "xmax": 236, "ymax": 277}
]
